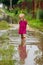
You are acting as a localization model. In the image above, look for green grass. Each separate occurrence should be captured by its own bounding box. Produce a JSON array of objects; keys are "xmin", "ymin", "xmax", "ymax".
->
[
  {"xmin": 0, "ymin": 9, "xmax": 2, "ymax": 14},
  {"xmin": 0, "ymin": 60, "xmax": 16, "ymax": 65},
  {"xmin": 29, "ymin": 19, "xmax": 43, "ymax": 32},
  {"xmin": 0, "ymin": 21, "xmax": 10, "ymax": 30}
]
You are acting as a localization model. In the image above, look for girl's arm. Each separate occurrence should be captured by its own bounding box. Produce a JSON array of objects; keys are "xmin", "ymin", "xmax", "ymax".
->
[{"xmin": 26, "ymin": 24, "xmax": 30, "ymax": 31}]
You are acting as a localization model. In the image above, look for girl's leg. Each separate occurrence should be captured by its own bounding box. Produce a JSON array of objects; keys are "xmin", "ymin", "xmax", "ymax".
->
[
  {"xmin": 21, "ymin": 34, "xmax": 23, "ymax": 45},
  {"xmin": 21, "ymin": 34, "xmax": 26, "ymax": 46},
  {"xmin": 23, "ymin": 34, "xmax": 26, "ymax": 45}
]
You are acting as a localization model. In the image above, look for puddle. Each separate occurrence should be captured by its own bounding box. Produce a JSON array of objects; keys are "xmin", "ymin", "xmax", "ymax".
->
[
  {"xmin": 25, "ymin": 45, "xmax": 43, "ymax": 65},
  {"xmin": 11, "ymin": 45, "xmax": 43, "ymax": 65},
  {"xmin": 0, "ymin": 29, "xmax": 43, "ymax": 65}
]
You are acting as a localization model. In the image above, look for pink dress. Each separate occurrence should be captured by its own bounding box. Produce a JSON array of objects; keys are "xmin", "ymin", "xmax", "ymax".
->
[{"xmin": 19, "ymin": 20, "xmax": 27, "ymax": 34}]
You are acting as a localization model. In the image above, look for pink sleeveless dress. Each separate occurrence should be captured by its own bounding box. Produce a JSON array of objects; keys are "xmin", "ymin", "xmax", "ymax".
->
[{"xmin": 19, "ymin": 20, "xmax": 27, "ymax": 34}]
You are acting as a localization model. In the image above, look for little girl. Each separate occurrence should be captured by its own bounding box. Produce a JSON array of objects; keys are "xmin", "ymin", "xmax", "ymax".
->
[{"xmin": 18, "ymin": 13, "xmax": 29, "ymax": 44}]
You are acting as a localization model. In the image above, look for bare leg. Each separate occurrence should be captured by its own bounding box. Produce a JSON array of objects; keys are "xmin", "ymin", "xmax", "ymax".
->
[{"xmin": 21, "ymin": 34, "xmax": 26, "ymax": 46}]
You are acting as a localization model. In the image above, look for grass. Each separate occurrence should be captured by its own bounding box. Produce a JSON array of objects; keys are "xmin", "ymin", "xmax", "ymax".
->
[
  {"xmin": 0, "ymin": 60, "xmax": 16, "ymax": 65},
  {"xmin": 29, "ymin": 19, "xmax": 43, "ymax": 32},
  {"xmin": 0, "ymin": 21, "xmax": 10, "ymax": 30},
  {"xmin": 0, "ymin": 9, "xmax": 3, "ymax": 14}
]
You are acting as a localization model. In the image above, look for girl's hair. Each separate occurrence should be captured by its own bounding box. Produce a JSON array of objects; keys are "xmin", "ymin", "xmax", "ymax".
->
[{"xmin": 19, "ymin": 13, "xmax": 25, "ymax": 18}]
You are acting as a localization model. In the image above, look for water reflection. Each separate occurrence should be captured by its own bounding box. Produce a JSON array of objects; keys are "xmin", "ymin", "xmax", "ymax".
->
[{"xmin": 18, "ymin": 44, "xmax": 27, "ymax": 65}]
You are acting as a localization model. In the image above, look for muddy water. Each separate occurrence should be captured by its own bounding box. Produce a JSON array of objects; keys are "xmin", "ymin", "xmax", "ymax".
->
[{"xmin": 0, "ymin": 29, "xmax": 43, "ymax": 65}]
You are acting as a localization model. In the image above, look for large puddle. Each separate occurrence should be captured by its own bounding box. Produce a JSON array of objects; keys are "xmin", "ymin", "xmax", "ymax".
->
[
  {"xmin": 0, "ymin": 29, "xmax": 43, "ymax": 65},
  {"xmin": 14, "ymin": 45, "xmax": 43, "ymax": 65}
]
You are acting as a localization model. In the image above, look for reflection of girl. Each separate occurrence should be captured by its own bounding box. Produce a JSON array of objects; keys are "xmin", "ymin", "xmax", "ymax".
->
[{"xmin": 18, "ymin": 44, "xmax": 27, "ymax": 64}]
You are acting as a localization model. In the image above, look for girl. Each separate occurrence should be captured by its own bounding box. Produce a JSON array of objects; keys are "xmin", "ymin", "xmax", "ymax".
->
[{"xmin": 18, "ymin": 13, "xmax": 29, "ymax": 45}]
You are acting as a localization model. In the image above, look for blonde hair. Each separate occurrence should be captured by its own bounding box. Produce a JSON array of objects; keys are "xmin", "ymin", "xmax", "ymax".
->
[{"xmin": 19, "ymin": 13, "xmax": 25, "ymax": 18}]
